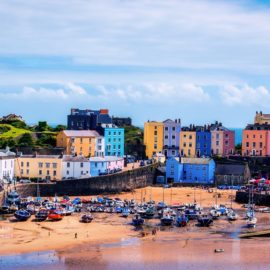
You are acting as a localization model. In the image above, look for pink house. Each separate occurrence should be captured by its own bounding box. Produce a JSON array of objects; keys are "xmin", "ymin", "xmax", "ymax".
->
[{"xmin": 107, "ymin": 157, "xmax": 124, "ymax": 171}]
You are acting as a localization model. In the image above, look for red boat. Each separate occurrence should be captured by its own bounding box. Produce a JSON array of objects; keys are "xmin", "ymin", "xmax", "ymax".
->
[{"xmin": 48, "ymin": 210, "xmax": 63, "ymax": 221}]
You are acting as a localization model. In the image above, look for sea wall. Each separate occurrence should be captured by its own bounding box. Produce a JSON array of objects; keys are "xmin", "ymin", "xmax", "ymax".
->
[
  {"xmin": 15, "ymin": 164, "xmax": 157, "ymax": 197},
  {"xmin": 236, "ymin": 191, "xmax": 270, "ymax": 206}
]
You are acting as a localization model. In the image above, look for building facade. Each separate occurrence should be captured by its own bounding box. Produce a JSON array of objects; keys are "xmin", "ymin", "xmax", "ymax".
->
[
  {"xmin": 89, "ymin": 156, "xmax": 124, "ymax": 177},
  {"xmin": 242, "ymin": 124, "xmax": 270, "ymax": 156},
  {"xmin": 0, "ymin": 147, "xmax": 15, "ymax": 183},
  {"xmin": 166, "ymin": 157, "xmax": 215, "ymax": 184},
  {"xmin": 15, "ymin": 155, "xmax": 63, "ymax": 181},
  {"xmin": 67, "ymin": 108, "xmax": 112, "ymax": 130},
  {"xmin": 144, "ymin": 121, "xmax": 164, "ymax": 158},
  {"xmin": 195, "ymin": 126, "xmax": 211, "ymax": 157},
  {"xmin": 179, "ymin": 128, "xmax": 196, "ymax": 157},
  {"xmin": 254, "ymin": 111, "xmax": 270, "ymax": 125},
  {"xmin": 163, "ymin": 119, "xmax": 181, "ymax": 157},
  {"xmin": 56, "ymin": 130, "xmax": 101, "ymax": 157},
  {"xmin": 62, "ymin": 156, "xmax": 90, "ymax": 180},
  {"xmin": 112, "ymin": 117, "xmax": 132, "ymax": 126}
]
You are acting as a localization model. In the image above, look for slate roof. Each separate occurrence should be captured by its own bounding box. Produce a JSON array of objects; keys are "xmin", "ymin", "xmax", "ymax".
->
[
  {"xmin": 215, "ymin": 164, "xmax": 246, "ymax": 175},
  {"xmin": 63, "ymin": 130, "xmax": 101, "ymax": 137},
  {"xmin": 181, "ymin": 158, "xmax": 213, "ymax": 165}
]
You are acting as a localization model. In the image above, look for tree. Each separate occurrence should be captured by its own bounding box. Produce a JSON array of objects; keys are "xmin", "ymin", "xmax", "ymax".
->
[
  {"xmin": 36, "ymin": 133, "xmax": 56, "ymax": 147},
  {"xmin": 18, "ymin": 133, "xmax": 34, "ymax": 147}
]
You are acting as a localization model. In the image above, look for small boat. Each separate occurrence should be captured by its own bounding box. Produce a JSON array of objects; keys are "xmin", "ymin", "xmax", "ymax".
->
[
  {"xmin": 157, "ymin": 202, "xmax": 167, "ymax": 210},
  {"xmin": 176, "ymin": 214, "xmax": 189, "ymax": 227},
  {"xmin": 80, "ymin": 214, "xmax": 93, "ymax": 223},
  {"xmin": 62, "ymin": 205, "xmax": 75, "ymax": 216},
  {"xmin": 35, "ymin": 209, "xmax": 48, "ymax": 221},
  {"xmin": 9, "ymin": 203, "xmax": 19, "ymax": 213},
  {"xmin": 132, "ymin": 214, "xmax": 144, "ymax": 226},
  {"xmin": 210, "ymin": 208, "xmax": 221, "ymax": 220},
  {"xmin": 247, "ymin": 216, "xmax": 257, "ymax": 228},
  {"xmin": 122, "ymin": 208, "xmax": 130, "ymax": 218},
  {"xmin": 197, "ymin": 214, "xmax": 213, "ymax": 227},
  {"xmin": 14, "ymin": 210, "xmax": 31, "ymax": 221},
  {"xmin": 227, "ymin": 210, "xmax": 238, "ymax": 221},
  {"xmin": 141, "ymin": 207, "xmax": 155, "ymax": 219},
  {"xmin": 48, "ymin": 210, "xmax": 63, "ymax": 221},
  {"xmin": 6, "ymin": 190, "xmax": 20, "ymax": 205},
  {"xmin": 161, "ymin": 214, "xmax": 174, "ymax": 226}
]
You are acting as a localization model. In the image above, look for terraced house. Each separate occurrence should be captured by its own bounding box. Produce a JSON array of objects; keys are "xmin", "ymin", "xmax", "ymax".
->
[{"xmin": 179, "ymin": 127, "xmax": 196, "ymax": 157}]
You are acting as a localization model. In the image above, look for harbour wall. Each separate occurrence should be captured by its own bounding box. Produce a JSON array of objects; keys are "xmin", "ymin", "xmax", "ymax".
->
[
  {"xmin": 15, "ymin": 164, "xmax": 157, "ymax": 197},
  {"xmin": 236, "ymin": 191, "xmax": 270, "ymax": 206}
]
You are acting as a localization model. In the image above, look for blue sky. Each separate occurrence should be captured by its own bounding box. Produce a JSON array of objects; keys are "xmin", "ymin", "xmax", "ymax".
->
[{"xmin": 1, "ymin": 0, "xmax": 270, "ymax": 127}]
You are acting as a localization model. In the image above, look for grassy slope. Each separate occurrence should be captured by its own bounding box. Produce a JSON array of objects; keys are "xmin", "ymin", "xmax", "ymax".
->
[
  {"xmin": 124, "ymin": 125, "xmax": 143, "ymax": 143},
  {"xmin": 0, "ymin": 124, "xmax": 31, "ymax": 139}
]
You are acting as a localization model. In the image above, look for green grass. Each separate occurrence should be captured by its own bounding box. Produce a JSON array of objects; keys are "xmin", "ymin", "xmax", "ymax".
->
[{"xmin": 0, "ymin": 124, "xmax": 31, "ymax": 139}]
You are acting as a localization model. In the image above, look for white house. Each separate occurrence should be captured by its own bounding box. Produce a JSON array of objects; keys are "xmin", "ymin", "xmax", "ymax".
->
[
  {"xmin": 0, "ymin": 147, "xmax": 16, "ymax": 183},
  {"xmin": 62, "ymin": 155, "xmax": 90, "ymax": 180},
  {"xmin": 95, "ymin": 136, "xmax": 105, "ymax": 157},
  {"xmin": 89, "ymin": 156, "xmax": 124, "ymax": 177}
]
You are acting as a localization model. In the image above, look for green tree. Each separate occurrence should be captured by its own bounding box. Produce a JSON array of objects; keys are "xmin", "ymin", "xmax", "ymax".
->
[
  {"xmin": 18, "ymin": 133, "xmax": 34, "ymax": 147},
  {"xmin": 36, "ymin": 133, "xmax": 56, "ymax": 147}
]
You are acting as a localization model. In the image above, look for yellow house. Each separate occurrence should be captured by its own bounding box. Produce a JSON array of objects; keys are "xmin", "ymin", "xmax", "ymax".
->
[
  {"xmin": 180, "ymin": 131, "xmax": 196, "ymax": 157},
  {"xmin": 56, "ymin": 130, "xmax": 100, "ymax": 157},
  {"xmin": 144, "ymin": 121, "xmax": 164, "ymax": 158},
  {"xmin": 15, "ymin": 155, "xmax": 63, "ymax": 181}
]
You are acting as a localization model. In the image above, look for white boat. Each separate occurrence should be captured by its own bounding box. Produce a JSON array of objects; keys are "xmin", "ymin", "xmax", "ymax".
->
[
  {"xmin": 227, "ymin": 209, "xmax": 238, "ymax": 221},
  {"xmin": 247, "ymin": 216, "xmax": 257, "ymax": 228}
]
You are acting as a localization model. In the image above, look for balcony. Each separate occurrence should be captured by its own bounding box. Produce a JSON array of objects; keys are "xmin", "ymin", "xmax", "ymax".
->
[{"xmin": 163, "ymin": 145, "xmax": 179, "ymax": 150}]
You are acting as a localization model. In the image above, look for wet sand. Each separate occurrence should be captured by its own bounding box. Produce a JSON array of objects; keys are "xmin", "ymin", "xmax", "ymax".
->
[{"xmin": 1, "ymin": 187, "xmax": 270, "ymax": 269}]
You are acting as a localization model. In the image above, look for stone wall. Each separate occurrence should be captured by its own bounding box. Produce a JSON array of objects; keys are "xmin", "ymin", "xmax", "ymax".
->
[
  {"xmin": 236, "ymin": 191, "xmax": 270, "ymax": 206},
  {"xmin": 15, "ymin": 164, "xmax": 157, "ymax": 197}
]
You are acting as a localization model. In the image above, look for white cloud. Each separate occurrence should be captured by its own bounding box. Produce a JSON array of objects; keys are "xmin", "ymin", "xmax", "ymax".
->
[{"xmin": 220, "ymin": 85, "xmax": 270, "ymax": 106}]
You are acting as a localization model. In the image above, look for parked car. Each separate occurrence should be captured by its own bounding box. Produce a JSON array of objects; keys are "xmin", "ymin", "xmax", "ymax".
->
[
  {"xmin": 19, "ymin": 179, "xmax": 31, "ymax": 184},
  {"xmin": 139, "ymin": 160, "xmax": 145, "ymax": 167},
  {"xmin": 146, "ymin": 159, "xmax": 153, "ymax": 165}
]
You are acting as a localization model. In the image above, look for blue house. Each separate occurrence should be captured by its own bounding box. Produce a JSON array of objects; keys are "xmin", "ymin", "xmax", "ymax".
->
[
  {"xmin": 104, "ymin": 126, "xmax": 124, "ymax": 157},
  {"xmin": 196, "ymin": 127, "xmax": 211, "ymax": 157},
  {"xmin": 166, "ymin": 157, "xmax": 215, "ymax": 184}
]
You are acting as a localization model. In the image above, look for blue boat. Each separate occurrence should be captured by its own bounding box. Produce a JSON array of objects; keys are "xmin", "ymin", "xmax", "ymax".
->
[
  {"xmin": 122, "ymin": 208, "xmax": 130, "ymax": 218},
  {"xmin": 14, "ymin": 210, "xmax": 31, "ymax": 221},
  {"xmin": 176, "ymin": 214, "xmax": 189, "ymax": 227},
  {"xmin": 132, "ymin": 214, "xmax": 144, "ymax": 226}
]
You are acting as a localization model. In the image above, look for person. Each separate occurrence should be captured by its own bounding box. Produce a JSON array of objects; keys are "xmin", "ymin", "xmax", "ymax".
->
[{"xmin": 75, "ymin": 233, "xmax": 77, "ymax": 239}]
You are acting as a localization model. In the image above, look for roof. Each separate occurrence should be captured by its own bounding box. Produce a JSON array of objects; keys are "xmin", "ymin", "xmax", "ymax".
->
[
  {"xmin": 0, "ymin": 147, "xmax": 16, "ymax": 157},
  {"xmin": 181, "ymin": 158, "xmax": 213, "ymax": 165},
  {"xmin": 62, "ymin": 130, "xmax": 101, "ymax": 137},
  {"xmin": 62, "ymin": 155, "xmax": 89, "ymax": 162},
  {"xmin": 18, "ymin": 155, "xmax": 62, "ymax": 159},
  {"xmin": 89, "ymin": 156, "xmax": 124, "ymax": 162},
  {"xmin": 215, "ymin": 164, "xmax": 246, "ymax": 175}
]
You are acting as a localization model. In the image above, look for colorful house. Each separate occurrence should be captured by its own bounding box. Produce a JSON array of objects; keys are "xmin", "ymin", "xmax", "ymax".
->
[
  {"xmin": 144, "ymin": 121, "xmax": 164, "ymax": 158},
  {"xmin": 56, "ymin": 130, "xmax": 102, "ymax": 157},
  {"xmin": 15, "ymin": 155, "xmax": 63, "ymax": 181},
  {"xmin": 179, "ymin": 127, "xmax": 196, "ymax": 157},
  {"xmin": 89, "ymin": 156, "xmax": 124, "ymax": 176},
  {"xmin": 195, "ymin": 126, "xmax": 211, "ymax": 157},
  {"xmin": 166, "ymin": 157, "xmax": 215, "ymax": 184},
  {"xmin": 210, "ymin": 122, "xmax": 235, "ymax": 156},
  {"xmin": 242, "ymin": 124, "xmax": 270, "ymax": 156},
  {"xmin": 163, "ymin": 119, "xmax": 181, "ymax": 157}
]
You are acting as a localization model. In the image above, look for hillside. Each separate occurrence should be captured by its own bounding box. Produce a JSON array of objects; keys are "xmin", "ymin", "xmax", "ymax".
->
[{"xmin": 0, "ymin": 124, "xmax": 30, "ymax": 139}]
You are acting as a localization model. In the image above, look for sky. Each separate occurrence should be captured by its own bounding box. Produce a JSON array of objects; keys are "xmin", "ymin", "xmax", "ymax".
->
[{"xmin": 1, "ymin": 0, "xmax": 270, "ymax": 127}]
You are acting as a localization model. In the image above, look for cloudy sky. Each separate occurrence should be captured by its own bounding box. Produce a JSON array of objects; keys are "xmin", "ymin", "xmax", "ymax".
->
[{"xmin": 0, "ymin": 0, "xmax": 270, "ymax": 127}]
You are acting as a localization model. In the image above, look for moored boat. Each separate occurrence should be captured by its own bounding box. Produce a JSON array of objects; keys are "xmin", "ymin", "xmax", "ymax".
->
[
  {"xmin": 35, "ymin": 209, "xmax": 48, "ymax": 221},
  {"xmin": 48, "ymin": 210, "xmax": 63, "ymax": 221},
  {"xmin": 197, "ymin": 214, "xmax": 213, "ymax": 227},
  {"xmin": 161, "ymin": 214, "xmax": 174, "ymax": 226},
  {"xmin": 80, "ymin": 214, "xmax": 93, "ymax": 223},
  {"xmin": 14, "ymin": 210, "xmax": 31, "ymax": 221},
  {"xmin": 176, "ymin": 214, "xmax": 189, "ymax": 227},
  {"xmin": 132, "ymin": 214, "xmax": 144, "ymax": 226}
]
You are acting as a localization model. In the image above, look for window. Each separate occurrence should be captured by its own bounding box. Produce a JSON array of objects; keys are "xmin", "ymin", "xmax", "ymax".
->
[
  {"xmin": 67, "ymin": 162, "xmax": 70, "ymax": 168},
  {"xmin": 154, "ymin": 131, "xmax": 157, "ymax": 136},
  {"xmin": 98, "ymin": 138, "xmax": 102, "ymax": 143},
  {"xmin": 189, "ymin": 135, "xmax": 192, "ymax": 139},
  {"xmin": 38, "ymin": 162, "xmax": 43, "ymax": 168},
  {"xmin": 53, "ymin": 171, "xmax": 56, "ymax": 176},
  {"xmin": 172, "ymin": 127, "xmax": 175, "ymax": 131},
  {"xmin": 118, "ymin": 132, "xmax": 121, "ymax": 135},
  {"xmin": 81, "ymin": 171, "xmax": 83, "ymax": 175},
  {"xmin": 165, "ymin": 127, "xmax": 168, "ymax": 131},
  {"xmin": 53, "ymin": 163, "xmax": 57, "ymax": 168},
  {"xmin": 46, "ymin": 163, "xmax": 50, "ymax": 168},
  {"xmin": 95, "ymin": 162, "xmax": 97, "ymax": 167},
  {"xmin": 80, "ymin": 162, "xmax": 84, "ymax": 168},
  {"xmin": 260, "ymin": 142, "xmax": 263, "ymax": 148},
  {"xmin": 260, "ymin": 135, "xmax": 263, "ymax": 139},
  {"xmin": 26, "ymin": 169, "xmax": 29, "ymax": 175},
  {"xmin": 189, "ymin": 143, "xmax": 192, "ymax": 147},
  {"xmin": 225, "ymin": 141, "xmax": 229, "ymax": 146},
  {"xmin": 247, "ymin": 135, "xmax": 249, "ymax": 139},
  {"xmin": 253, "ymin": 142, "xmax": 256, "ymax": 148},
  {"xmin": 183, "ymin": 134, "xmax": 186, "ymax": 138},
  {"xmin": 108, "ymin": 138, "xmax": 111, "ymax": 142},
  {"xmin": 118, "ymin": 145, "xmax": 121, "ymax": 149},
  {"xmin": 172, "ymin": 135, "xmax": 175, "ymax": 139},
  {"xmin": 71, "ymin": 138, "xmax": 75, "ymax": 143},
  {"xmin": 113, "ymin": 145, "xmax": 116, "ymax": 149},
  {"xmin": 67, "ymin": 170, "xmax": 69, "ymax": 175},
  {"xmin": 21, "ymin": 169, "xmax": 23, "ymax": 174},
  {"xmin": 216, "ymin": 141, "xmax": 219, "ymax": 146},
  {"xmin": 39, "ymin": 170, "xmax": 42, "ymax": 175},
  {"xmin": 47, "ymin": 170, "xmax": 50, "ymax": 176},
  {"xmin": 225, "ymin": 134, "xmax": 229, "ymax": 138},
  {"xmin": 118, "ymin": 138, "xmax": 121, "ymax": 142},
  {"xmin": 89, "ymin": 138, "xmax": 92, "ymax": 143},
  {"xmin": 80, "ymin": 138, "xmax": 83, "ymax": 144},
  {"xmin": 183, "ymin": 143, "xmax": 186, "ymax": 147},
  {"xmin": 246, "ymin": 142, "xmax": 249, "ymax": 147},
  {"xmin": 253, "ymin": 134, "xmax": 255, "ymax": 139},
  {"xmin": 26, "ymin": 162, "xmax": 29, "ymax": 167},
  {"xmin": 165, "ymin": 135, "xmax": 168, "ymax": 139},
  {"xmin": 21, "ymin": 162, "xmax": 24, "ymax": 167},
  {"xmin": 108, "ymin": 132, "xmax": 111, "ymax": 135},
  {"xmin": 154, "ymin": 144, "xmax": 157, "ymax": 149},
  {"xmin": 216, "ymin": 134, "xmax": 219, "ymax": 139},
  {"xmin": 113, "ymin": 132, "xmax": 116, "ymax": 135}
]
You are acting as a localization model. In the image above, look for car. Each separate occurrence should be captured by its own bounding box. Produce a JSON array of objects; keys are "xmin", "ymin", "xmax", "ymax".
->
[
  {"xmin": 19, "ymin": 179, "xmax": 31, "ymax": 184},
  {"xmin": 146, "ymin": 159, "xmax": 153, "ymax": 165},
  {"xmin": 139, "ymin": 160, "xmax": 145, "ymax": 167}
]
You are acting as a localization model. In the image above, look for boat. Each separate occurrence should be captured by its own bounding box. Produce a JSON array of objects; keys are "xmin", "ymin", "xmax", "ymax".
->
[
  {"xmin": 0, "ymin": 202, "xmax": 10, "ymax": 214},
  {"xmin": 246, "ymin": 185, "xmax": 257, "ymax": 228},
  {"xmin": 9, "ymin": 203, "xmax": 19, "ymax": 213},
  {"xmin": 48, "ymin": 210, "xmax": 63, "ymax": 221},
  {"xmin": 62, "ymin": 205, "xmax": 75, "ymax": 216},
  {"xmin": 161, "ymin": 213, "xmax": 174, "ymax": 226},
  {"xmin": 14, "ymin": 210, "xmax": 31, "ymax": 221},
  {"xmin": 6, "ymin": 190, "xmax": 20, "ymax": 205},
  {"xmin": 35, "ymin": 209, "xmax": 48, "ymax": 221},
  {"xmin": 132, "ymin": 214, "xmax": 144, "ymax": 226},
  {"xmin": 80, "ymin": 214, "xmax": 93, "ymax": 223},
  {"xmin": 141, "ymin": 207, "xmax": 155, "ymax": 219},
  {"xmin": 122, "ymin": 207, "xmax": 130, "ymax": 218},
  {"xmin": 227, "ymin": 209, "xmax": 238, "ymax": 221},
  {"xmin": 176, "ymin": 214, "xmax": 189, "ymax": 227},
  {"xmin": 157, "ymin": 201, "xmax": 167, "ymax": 210},
  {"xmin": 210, "ymin": 208, "xmax": 221, "ymax": 219},
  {"xmin": 197, "ymin": 214, "xmax": 213, "ymax": 227},
  {"xmin": 247, "ymin": 216, "xmax": 257, "ymax": 228}
]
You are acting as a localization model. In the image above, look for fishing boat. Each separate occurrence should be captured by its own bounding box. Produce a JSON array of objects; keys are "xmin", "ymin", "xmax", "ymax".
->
[
  {"xmin": 246, "ymin": 185, "xmax": 257, "ymax": 228},
  {"xmin": 80, "ymin": 214, "xmax": 93, "ymax": 223},
  {"xmin": 6, "ymin": 190, "xmax": 20, "ymax": 205},
  {"xmin": 122, "ymin": 207, "xmax": 130, "ymax": 218},
  {"xmin": 157, "ymin": 201, "xmax": 167, "ymax": 210},
  {"xmin": 197, "ymin": 214, "xmax": 213, "ymax": 227},
  {"xmin": 35, "ymin": 209, "xmax": 48, "ymax": 221},
  {"xmin": 247, "ymin": 215, "xmax": 257, "ymax": 228},
  {"xmin": 14, "ymin": 210, "xmax": 31, "ymax": 221},
  {"xmin": 161, "ymin": 213, "xmax": 174, "ymax": 226},
  {"xmin": 0, "ymin": 202, "xmax": 10, "ymax": 214},
  {"xmin": 141, "ymin": 207, "xmax": 155, "ymax": 219},
  {"xmin": 132, "ymin": 214, "xmax": 144, "ymax": 226},
  {"xmin": 227, "ymin": 209, "xmax": 238, "ymax": 221},
  {"xmin": 176, "ymin": 214, "xmax": 189, "ymax": 227},
  {"xmin": 210, "ymin": 208, "xmax": 221, "ymax": 219},
  {"xmin": 48, "ymin": 210, "xmax": 63, "ymax": 221},
  {"xmin": 9, "ymin": 203, "xmax": 19, "ymax": 213}
]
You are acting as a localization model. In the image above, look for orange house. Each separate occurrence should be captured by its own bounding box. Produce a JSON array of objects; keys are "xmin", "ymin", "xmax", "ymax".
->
[
  {"xmin": 242, "ymin": 128, "xmax": 270, "ymax": 156},
  {"xmin": 56, "ymin": 130, "xmax": 100, "ymax": 157}
]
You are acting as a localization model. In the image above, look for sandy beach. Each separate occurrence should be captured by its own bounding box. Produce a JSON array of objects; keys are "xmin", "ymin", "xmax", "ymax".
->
[{"xmin": 1, "ymin": 187, "xmax": 270, "ymax": 269}]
